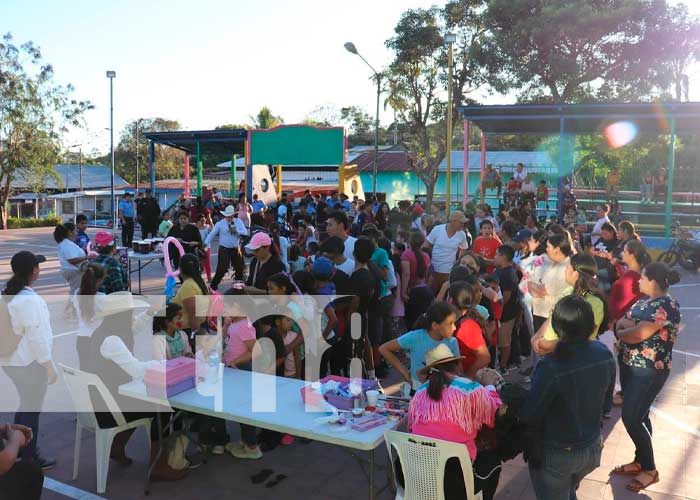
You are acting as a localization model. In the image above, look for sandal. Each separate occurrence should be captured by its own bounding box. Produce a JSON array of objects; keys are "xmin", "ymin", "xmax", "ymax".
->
[
  {"xmin": 611, "ymin": 462, "xmax": 642, "ymax": 476},
  {"xmin": 626, "ymin": 470, "xmax": 659, "ymax": 492}
]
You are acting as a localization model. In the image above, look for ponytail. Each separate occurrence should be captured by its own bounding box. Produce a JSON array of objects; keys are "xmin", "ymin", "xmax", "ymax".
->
[
  {"xmin": 426, "ymin": 360, "xmax": 459, "ymax": 401},
  {"xmin": 78, "ymin": 263, "xmax": 106, "ymax": 322},
  {"xmin": 53, "ymin": 223, "xmax": 69, "ymax": 243},
  {"xmin": 3, "ymin": 275, "xmax": 31, "ymax": 297},
  {"xmin": 409, "ymin": 230, "xmax": 427, "ymax": 280}
]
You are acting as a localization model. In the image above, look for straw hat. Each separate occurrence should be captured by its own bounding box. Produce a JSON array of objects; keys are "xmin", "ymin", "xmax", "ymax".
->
[{"xmin": 416, "ymin": 344, "xmax": 464, "ymax": 380}]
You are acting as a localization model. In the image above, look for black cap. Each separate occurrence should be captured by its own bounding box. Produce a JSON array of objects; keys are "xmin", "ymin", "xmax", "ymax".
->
[
  {"xmin": 514, "ymin": 229, "xmax": 533, "ymax": 243},
  {"xmin": 11, "ymin": 251, "xmax": 46, "ymax": 275}
]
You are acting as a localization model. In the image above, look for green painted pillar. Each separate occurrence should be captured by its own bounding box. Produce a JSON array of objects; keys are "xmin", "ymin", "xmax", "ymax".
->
[
  {"xmin": 231, "ymin": 154, "xmax": 237, "ymax": 197},
  {"xmin": 665, "ymin": 117, "xmax": 676, "ymax": 237},
  {"xmin": 196, "ymin": 141, "xmax": 203, "ymax": 197}
]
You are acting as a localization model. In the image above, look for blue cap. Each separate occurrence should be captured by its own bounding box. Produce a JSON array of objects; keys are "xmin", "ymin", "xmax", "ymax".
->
[
  {"xmin": 312, "ymin": 256, "xmax": 334, "ymax": 279},
  {"xmin": 514, "ymin": 229, "xmax": 533, "ymax": 243}
]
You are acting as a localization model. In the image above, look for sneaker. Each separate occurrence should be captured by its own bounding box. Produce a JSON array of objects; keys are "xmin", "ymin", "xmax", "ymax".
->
[
  {"xmin": 227, "ymin": 443, "xmax": 262, "ymax": 460},
  {"xmin": 224, "ymin": 442, "xmax": 245, "ymax": 455},
  {"xmin": 281, "ymin": 434, "xmax": 295, "ymax": 446},
  {"xmin": 211, "ymin": 445, "xmax": 226, "ymax": 455},
  {"xmin": 37, "ymin": 455, "xmax": 57, "ymax": 471}
]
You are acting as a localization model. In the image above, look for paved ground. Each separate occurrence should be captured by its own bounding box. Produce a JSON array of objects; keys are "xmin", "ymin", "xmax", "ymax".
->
[{"xmin": 1, "ymin": 227, "xmax": 699, "ymax": 500}]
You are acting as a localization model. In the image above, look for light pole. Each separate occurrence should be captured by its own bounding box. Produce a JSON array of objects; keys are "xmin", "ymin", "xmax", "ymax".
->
[
  {"xmin": 445, "ymin": 33, "xmax": 456, "ymax": 216},
  {"xmin": 106, "ymin": 70, "xmax": 116, "ymax": 230},
  {"xmin": 135, "ymin": 118, "xmax": 143, "ymax": 194},
  {"xmin": 68, "ymin": 144, "xmax": 84, "ymax": 191},
  {"xmin": 344, "ymin": 42, "xmax": 381, "ymax": 197}
]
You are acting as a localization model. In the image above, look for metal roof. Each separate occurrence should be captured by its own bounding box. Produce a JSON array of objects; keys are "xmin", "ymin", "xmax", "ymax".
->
[
  {"xmin": 47, "ymin": 190, "xmax": 128, "ymax": 199},
  {"xmin": 438, "ymin": 151, "xmax": 555, "ymax": 171},
  {"xmin": 458, "ymin": 102, "xmax": 700, "ymax": 135},
  {"xmin": 12, "ymin": 164, "xmax": 128, "ymax": 191},
  {"xmin": 144, "ymin": 129, "xmax": 248, "ymax": 155}
]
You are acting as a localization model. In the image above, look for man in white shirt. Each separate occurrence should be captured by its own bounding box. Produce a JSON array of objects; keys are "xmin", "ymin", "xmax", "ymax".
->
[
  {"xmin": 205, "ymin": 205, "xmax": 248, "ymax": 290},
  {"xmin": 423, "ymin": 210, "xmax": 469, "ymax": 293},
  {"xmin": 325, "ymin": 210, "xmax": 356, "ymax": 260},
  {"xmin": 590, "ymin": 204, "xmax": 610, "ymax": 245},
  {"xmin": 513, "ymin": 162, "xmax": 528, "ymax": 183}
]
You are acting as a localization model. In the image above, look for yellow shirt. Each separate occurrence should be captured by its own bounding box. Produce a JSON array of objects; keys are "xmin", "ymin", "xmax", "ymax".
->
[
  {"xmin": 543, "ymin": 292, "xmax": 604, "ymax": 342},
  {"xmin": 172, "ymin": 278, "xmax": 204, "ymax": 329}
]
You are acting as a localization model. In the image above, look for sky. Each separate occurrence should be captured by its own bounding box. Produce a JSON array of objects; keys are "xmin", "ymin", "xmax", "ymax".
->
[{"xmin": 3, "ymin": 0, "xmax": 700, "ymax": 155}]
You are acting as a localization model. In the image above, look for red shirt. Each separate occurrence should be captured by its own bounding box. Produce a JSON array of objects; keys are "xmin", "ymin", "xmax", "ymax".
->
[
  {"xmin": 473, "ymin": 236, "xmax": 502, "ymax": 273},
  {"xmin": 455, "ymin": 317, "xmax": 486, "ymax": 372},
  {"xmin": 609, "ymin": 269, "xmax": 642, "ymax": 321},
  {"xmin": 400, "ymin": 249, "xmax": 431, "ymax": 288}
]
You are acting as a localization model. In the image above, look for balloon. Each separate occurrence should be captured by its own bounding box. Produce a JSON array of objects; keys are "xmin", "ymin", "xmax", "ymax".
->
[
  {"xmin": 162, "ymin": 236, "xmax": 185, "ymax": 277},
  {"xmin": 164, "ymin": 274, "xmax": 178, "ymax": 304},
  {"xmin": 85, "ymin": 241, "xmax": 98, "ymax": 259}
]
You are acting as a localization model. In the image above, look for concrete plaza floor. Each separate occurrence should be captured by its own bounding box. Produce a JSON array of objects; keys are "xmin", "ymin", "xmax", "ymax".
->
[{"xmin": 0, "ymin": 227, "xmax": 698, "ymax": 500}]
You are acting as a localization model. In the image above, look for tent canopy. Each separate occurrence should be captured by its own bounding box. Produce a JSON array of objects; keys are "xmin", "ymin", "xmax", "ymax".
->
[
  {"xmin": 458, "ymin": 102, "xmax": 700, "ymax": 135},
  {"xmin": 144, "ymin": 129, "xmax": 247, "ymax": 155}
]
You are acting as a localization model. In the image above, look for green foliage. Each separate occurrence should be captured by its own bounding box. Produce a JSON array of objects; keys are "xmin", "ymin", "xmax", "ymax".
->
[
  {"xmin": 6, "ymin": 215, "xmax": 61, "ymax": 229},
  {"xmin": 251, "ymin": 106, "xmax": 283, "ymax": 129},
  {"xmin": 0, "ymin": 32, "xmax": 92, "ymax": 228}
]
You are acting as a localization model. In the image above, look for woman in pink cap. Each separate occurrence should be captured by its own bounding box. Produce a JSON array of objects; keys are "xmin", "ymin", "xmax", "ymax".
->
[{"xmin": 243, "ymin": 232, "xmax": 286, "ymax": 294}]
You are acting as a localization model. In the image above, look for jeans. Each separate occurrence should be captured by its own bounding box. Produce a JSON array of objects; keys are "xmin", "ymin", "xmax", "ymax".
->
[
  {"xmin": 211, "ymin": 245, "xmax": 244, "ymax": 289},
  {"xmin": 620, "ymin": 365, "xmax": 669, "ymax": 470},
  {"xmin": 2, "ymin": 363, "xmax": 48, "ymax": 461},
  {"xmin": 529, "ymin": 441, "xmax": 601, "ymax": 500}
]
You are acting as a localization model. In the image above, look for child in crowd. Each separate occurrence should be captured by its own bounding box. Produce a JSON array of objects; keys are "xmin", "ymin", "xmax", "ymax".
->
[
  {"xmin": 536, "ymin": 180, "xmax": 548, "ymax": 217},
  {"xmin": 576, "ymin": 207, "xmax": 588, "ymax": 232},
  {"xmin": 494, "ymin": 246, "xmax": 520, "ymax": 374},
  {"xmin": 158, "ymin": 211, "xmax": 173, "ymax": 238},
  {"xmin": 196, "ymin": 214, "xmax": 213, "ymax": 282},
  {"xmin": 564, "ymin": 207, "xmax": 577, "ymax": 226},
  {"xmin": 391, "ymin": 242, "xmax": 406, "ymax": 334},
  {"xmin": 312, "ymin": 257, "xmax": 340, "ymax": 378},
  {"xmin": 152, "ymin": 303, "xmax": 193, "ymax": 360},
  {"xmin": 288, "ymin": 243, "xmax": 307, "ymax": 273},
  {"xmin": 482, "ymin": 274, "xmax": 502, "ymax": 369},
  {"xmin": 472, "ymin": 220, "xmax": 502, "ymax": 274},
  {"xmin": 640, "ymin": 171, "xmax": 654, "ymax": 203},
  {"xmin": 75, "ymin": 214, "xmax": 90, "ymax": 251}
]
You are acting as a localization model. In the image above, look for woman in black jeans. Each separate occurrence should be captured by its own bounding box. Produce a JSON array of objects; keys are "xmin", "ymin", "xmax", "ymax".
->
[{"xmin": 612, "ymin": 262, "xmax": 681, "ymax": 492}]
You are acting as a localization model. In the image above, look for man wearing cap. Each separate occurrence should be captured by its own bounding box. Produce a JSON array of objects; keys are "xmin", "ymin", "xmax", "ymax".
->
[
  {"xmin": 244, "ymin": 232, "xmax": 286, "ymax": 294},
  {"xmin": 424, "ymin": 210, "xmax": 470, "ymax": 293},
  {"xmin": 1, "ymin": 251, "xmax": 57, "ymax": 470},
  {"xmin": 205, "ymin": 205, "xmax": 248, "ymax": 290},
  {"xmin": 118, "ymin": 193, "xmax": 136, "ymax": 247}
]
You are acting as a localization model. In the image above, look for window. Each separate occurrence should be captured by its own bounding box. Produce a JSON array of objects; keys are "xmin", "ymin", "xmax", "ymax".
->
[
  {"xmin": 95, "ymin": 199, "xmax": 104, "ymax": 211},
  {"xmin": 62, "ymin": 200, "xmax": 75, "ymax": 214}
]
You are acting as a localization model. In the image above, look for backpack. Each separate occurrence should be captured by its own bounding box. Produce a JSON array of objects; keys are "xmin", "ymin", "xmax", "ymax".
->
[{"xmin": 0, "ymin": 294, "xmax": 22, "ymax": 357}]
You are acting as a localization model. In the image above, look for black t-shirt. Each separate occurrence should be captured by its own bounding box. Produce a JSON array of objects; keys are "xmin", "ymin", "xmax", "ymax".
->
[
  {"xmin": 167, "ymin": 223, "xmax": 202, "ymax": 254},
  {"xmin": 246, "ymin": 255, "xmax": 286, "ymax": 290},
  {"xmin": 479, "ymin": 296, "xmax": 494, "ymax": 322},
  {"xmin": 351, "ymin": 267, "xmax": 380, "ymax": 315},
  {"xmin": 332, "ymin": 268, "xmax": 353, "ymax": 298},
  {"xmin": 496, "ymin": 265, "xmax": 520, "ymax": 322}
]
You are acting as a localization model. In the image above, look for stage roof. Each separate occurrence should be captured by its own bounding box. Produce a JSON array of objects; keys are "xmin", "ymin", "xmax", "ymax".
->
[
  {"xmin": 458, "ymin": 102, "xmax": 700, "ymax": 135},
  {"xmin": 144, "ymin": 129, "xmax": 248, "ymax": 155}
]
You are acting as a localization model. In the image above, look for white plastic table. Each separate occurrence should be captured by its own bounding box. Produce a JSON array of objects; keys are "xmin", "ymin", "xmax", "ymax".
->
[
  {"xmin": 119, "ymin": 368, "xmax": 400, "ymax": 499},
  {"xmin": 127, "ymin": 251, "xmax": 162, "ymax": 294}
]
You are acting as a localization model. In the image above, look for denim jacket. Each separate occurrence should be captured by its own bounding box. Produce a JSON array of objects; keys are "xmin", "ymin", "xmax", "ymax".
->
[{"xmin": 519, "ymin": 341, "xmax": 614, "ymax": 450}]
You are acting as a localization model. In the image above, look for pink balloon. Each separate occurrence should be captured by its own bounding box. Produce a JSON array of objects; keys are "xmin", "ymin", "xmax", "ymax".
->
[
  {"xmin": 163, "ymin": 236, "xmax": 185, "ymax": 277},
  {"xmin": 85, "ymin": 241, "xmax": 98, "ymax": 259}
]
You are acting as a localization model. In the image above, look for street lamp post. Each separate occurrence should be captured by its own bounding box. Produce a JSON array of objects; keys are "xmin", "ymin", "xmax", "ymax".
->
[
  {"xmin": 135, "ymin": 118, "xmax": 142, "ymax": 194},
  {"xmin": 106, "ymin": 70, "xmax": 116, "ymax": 230},
  {"xmin": 445, "ymin": 33, "xmax": 456, "ymax": 216},
  {"xmin": 344, "ymin": 42, "xmax": 381, "ymax": 197}
]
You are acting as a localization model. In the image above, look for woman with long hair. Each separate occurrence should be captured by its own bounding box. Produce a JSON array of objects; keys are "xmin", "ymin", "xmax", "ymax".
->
[
  {"xmin": 610, "ymin": 240, "xmax": 650, "ymax": 322},
  {"xmin": 1, "ymin": 252, "xmax": 57, "ymax": 469},
  {"xmin": 612, "ymin": 263, "xmax": 681, "ymax": 492},
  {"xmin": 171, "ymin": 253, "xmax": 209, "ymax": 347},
  {"xmin": 521, "ymin": 295, "xmax": 615, "ymax": 499},
  {"xmin": 375, "ymin": 202, "xmax": 390, "ymax": 231},
  {"xmin": 449, "ymin": 279, "xmax": 490, "ymax": 378},
  {"xmin": 237, "ymin": 193, "xmax": 252, "ymax": 229},
  {"xmin": 401, "ymin": 230, "xmax": 434, "ymax": 330},
  {"xmin": 72, "ymin": 263, "xmax": 106, "ymax": 369},
  {"xmin": 269, "ymin": 222, "xmax": 290, "ymax": 272},
  {"xmin": 529, "ymin": 233, "xmax": 573, "ymax": 335},
  {"xmin": 54, "ymin": 222, "xmax": 89, "ymax": 317},
  {"xmin": 379, "ymin": 301, "xmax": 461, "ymax": 390}
]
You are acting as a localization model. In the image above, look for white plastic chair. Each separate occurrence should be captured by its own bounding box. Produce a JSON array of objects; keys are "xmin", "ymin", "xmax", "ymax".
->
[
  {"xmin": 384, "ymin": 430, "xmax": 483, "ymax": 500},
  {"xmin": 59, "ymin": 364, "xmax": 153, "ymax": 494}
]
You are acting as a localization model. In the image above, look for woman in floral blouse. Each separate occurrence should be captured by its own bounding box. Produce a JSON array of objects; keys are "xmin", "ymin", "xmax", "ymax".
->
[{"xmin": 611, "ymin": 262, "xmax": 681, "ymax": 493}]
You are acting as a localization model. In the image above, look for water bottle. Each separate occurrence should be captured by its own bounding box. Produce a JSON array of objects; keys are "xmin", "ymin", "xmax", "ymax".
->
[{"xmin": 207, "ymin": 350, "xmax": 220, "ymax": 385}]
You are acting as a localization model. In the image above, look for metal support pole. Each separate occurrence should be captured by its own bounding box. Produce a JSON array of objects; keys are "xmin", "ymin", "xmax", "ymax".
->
[
  {"xmin": 135, "ymin": 120, "xmax": 140, "ymax": 194},
  {"xmin": 79, "ymin": 148, "xmax": 83, "ymax": 192},
  {"xmin": 184, "ymin": 155, "xmax": 190, "ymax": 198},
  {"xmin": 276, "ymin": 164, "xmax": 282, "ymax": 201},
  {"xmin": 446, "ymin": 41, "xmax": 454, "ymax": 216},
  {"xmin": 231, "ymin": 154, "xmax": 237, "ymax": 196},
  {"xmin": 665, "ymin": 117, "xmax": 677, "ymax": 237},
  {"xmin": 149, "ymin": 140, "xmax": 156, "ymax": 194},
  {"xmin": 109, "ymin": 76, "xmax": 115, "ymax": 230},
  {"xmin": 558, "ymin": 118, "xmax": 565, "ymax": 220},
  {"xmin": 373, "ymin": 75, "xmax": 380, "ymax": 196},
  {"xmin": 196, "ymin": 141, "xmax": 202, "ymax": 197},
  {"xmin": 479, "ymin": 132, "xmax": 486, "ymax": 204},
  {"xmin": 463, "ymin": 120, "xmax": 470, "ymax": 208}
]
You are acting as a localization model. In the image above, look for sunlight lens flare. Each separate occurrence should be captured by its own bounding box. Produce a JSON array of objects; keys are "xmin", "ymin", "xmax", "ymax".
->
[{"xmin": 605, "ymin": 121, "xmax": 638, "ymax": 148}]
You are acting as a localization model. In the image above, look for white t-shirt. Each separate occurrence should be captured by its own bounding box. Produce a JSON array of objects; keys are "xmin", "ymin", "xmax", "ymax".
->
[
  {"xmin": 514, "ymin": 168, "xmax": 528, "ymax": 183},
  {"xmin": 591, "ymin": 216, "xmax": 610, "ymax": 245},
  {"xmin": 58, "ymin": 239, "xmax": 85, "ymax": 271},
  {"xmin": 530, "ymin": 256, "xmax": 570, "ymax": 318},
  {"xmin": 283, "ymin": 331, "xmax": 298, "ymax": 377},
  {"xmin": 343, "ymin": 236, "xmax": 357, "ymax": 261},
  {"xmin": 521, "ymin": 181, "xmax": 536, "ymax": 194},
  {"xmin": 72, "ymin": 291, "xmax": 105, "ymax": 337},
  {"xmin": 336, "ymin": 258, "xmax": 355, "ymax": 276},
  {"xmin": 426, "ymin": 224, "xmax": 469, "ymax": 274}
]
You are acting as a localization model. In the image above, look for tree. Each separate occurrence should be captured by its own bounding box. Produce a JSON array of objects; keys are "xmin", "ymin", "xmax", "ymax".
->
[
  {"xmin": 0, "ymin": 33, "xmax": 92, "ymax": 228},
  {"xmin": 385, "ymin": 2, "xmax": 491, "ymax": 207},
  {"xmin": 304, "ymin": 105, "xmax": 341, "ymax": 127},
  {"xmin": 250, "ymin": 106, "xmax": 283, "ymax": 129},
  {"xmin": 113, "ymin": 118, "xmax": 183, "ymax": 184},
  {"xmin": 481, "ymin": 0, "xmax": 691, "ymax": 103}
]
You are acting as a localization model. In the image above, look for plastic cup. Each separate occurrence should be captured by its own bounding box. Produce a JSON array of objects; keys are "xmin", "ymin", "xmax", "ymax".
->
[{"xmin": 366, "ymin": 390, "xmax": 379, "ymax": 407}]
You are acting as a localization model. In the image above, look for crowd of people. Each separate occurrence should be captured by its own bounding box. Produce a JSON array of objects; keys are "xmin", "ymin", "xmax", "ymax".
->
[{"xmin": 0, "ymin": 183, "xmax": 684, "ymax": 499}]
